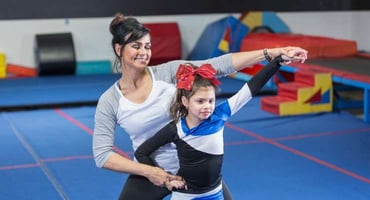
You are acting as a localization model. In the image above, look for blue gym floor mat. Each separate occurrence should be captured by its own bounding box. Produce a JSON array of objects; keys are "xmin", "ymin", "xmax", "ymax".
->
[
  {"xmin": 0, "ymin": 74, "xmax": 119, "ymax": 109},
  {"xmin": 1, "ymin": 75, "xmax": 369, "ymax": 199}
]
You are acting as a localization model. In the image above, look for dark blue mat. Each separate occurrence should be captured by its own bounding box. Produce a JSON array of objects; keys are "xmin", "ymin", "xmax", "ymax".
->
[
  {"xmin": 0, "ymin": 74, "xmax": 119, "ymax": 109},
  {"xmin": 0, "ymin": 75, "xmax": 246, "ymax": 110}
]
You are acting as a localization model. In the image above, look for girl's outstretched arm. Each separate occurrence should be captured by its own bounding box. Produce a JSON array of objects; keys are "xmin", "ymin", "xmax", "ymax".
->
[{"xmin": 247, "ymin": 56, "xmax": 284, "ymax": 96}]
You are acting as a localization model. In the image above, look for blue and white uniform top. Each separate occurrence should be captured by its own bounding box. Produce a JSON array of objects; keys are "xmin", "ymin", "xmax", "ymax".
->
[{"xmin": 135, "ymin": 83, "xmax": 253, "ymax": 200}]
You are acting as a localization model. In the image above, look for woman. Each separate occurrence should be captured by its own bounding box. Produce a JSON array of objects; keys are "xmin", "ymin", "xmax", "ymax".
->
[{"xmin": 93, "ymin": 12, "xmax": 307, "ymax": 200}]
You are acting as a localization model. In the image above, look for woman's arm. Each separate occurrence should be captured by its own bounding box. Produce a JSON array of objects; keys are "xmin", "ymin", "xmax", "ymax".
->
[
  {"xmin": 152, "ymin": 46, "xmax": 307, "ymax": 83},
  {"xmin": 231, "ymin": 47, "xmax": 307, "ymax": 71},
  {"xmin": 93, "ymin": 90, "xmax": 181, "ymax": 186},
  {"xmin": 102, "ymin": 153, "xmax": 176, "ymax": 186}
]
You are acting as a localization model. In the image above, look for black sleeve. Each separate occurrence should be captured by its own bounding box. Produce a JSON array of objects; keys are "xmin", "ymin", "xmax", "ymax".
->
[
  {"xmin": 134, "ymin": 121, "xmax": 178, "ymax": 166},
  {"xmin": 247, "ymin": 55, "xmax": 284, "ymax": 96}
]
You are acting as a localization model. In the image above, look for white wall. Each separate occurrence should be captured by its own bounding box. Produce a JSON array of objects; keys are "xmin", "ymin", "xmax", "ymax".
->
[
  {"xmin": 279, "ymin": 11, "xmax": 354, "ymax": 40},
  {"xmin": 0, "ymin": 11, "xmax": 369, "ymax": 68},
  {"xmin": 351, "ymin": 11, "xmax": 370, "ymax": 52}
]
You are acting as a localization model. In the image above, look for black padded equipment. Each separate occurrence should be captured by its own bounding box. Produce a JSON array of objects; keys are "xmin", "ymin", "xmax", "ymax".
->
[{"xmin": 35, "ymin": 32, "xmax": 76, "ymax": 76}]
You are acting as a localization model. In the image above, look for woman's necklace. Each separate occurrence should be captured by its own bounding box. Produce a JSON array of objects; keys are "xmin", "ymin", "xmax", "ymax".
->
[{"xmin": 118, "ymin": 80, "xmax": 134, "ymax": 96}]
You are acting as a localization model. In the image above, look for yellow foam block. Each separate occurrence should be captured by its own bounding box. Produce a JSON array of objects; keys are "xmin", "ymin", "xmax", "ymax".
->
[
  {"xmin": 0, "ymin": 53, "xmax": 5, "ymax": 67},
  {"xmin": 296, "ymin": 87, "xmax": 316, "ymax": 102},
  {"xmin": 314, "ymin": 73, "xmax": 332, "ymax": 87},
  {"xmin": 0, "ymin": 68, "xmax": 6, "ymax": 78},
  {"xmin": 240, "ymin": 12, "xmax": 262, "ymax": 31},
  {"xmin": 0, "ymin": 53, "xmax": 6, "ymax": 78},
  {"xmin": 310, "ymin": 104, "xmax": 333, "ymax": 112},
  {"xmin": 0, "ymin": 71, "xmax": 5, "ymax": 78},
  {"xmin": 262, "ymin": 71, "xmax": 333, "ymax": 116},
  {"xmin": 218, "ymin": 40, "xmax": 229, "ymax": 52},
  {"xmin": 295, "ymin": 73, "xmax": 332, "ymax": 102},
  {"xmin": 279, "ymin": 102, "xmax": 312, "ymax": 115},
  {"xmin": 279, "ymin": 101, "xmax": 332, "ymax": 115}
]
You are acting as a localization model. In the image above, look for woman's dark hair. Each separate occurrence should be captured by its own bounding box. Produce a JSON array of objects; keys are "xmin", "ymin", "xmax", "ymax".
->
[
  {"xmin": 109, "ymin": 13, "xmax": 150, "ymax": 71},
  {"xmin": 170, "ymin": 64, "xmax": 218, "ymax": 122}
]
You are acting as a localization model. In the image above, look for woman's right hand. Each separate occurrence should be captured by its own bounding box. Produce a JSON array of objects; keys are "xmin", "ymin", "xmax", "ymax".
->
[
  {"xmin": 165, "ymin": 178, "xmax": 187, "ymax": 191},
  {"xmin": 270, "ymin": 46, "xmax": 308, "ymax": 64},
  {"xmin": 147, "ymin": 166, "xmax": 183, "ymax": 187}
]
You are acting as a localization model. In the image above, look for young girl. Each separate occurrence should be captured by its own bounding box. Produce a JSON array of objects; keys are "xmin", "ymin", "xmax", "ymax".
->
[{"xmin": 135, "ymin": 56, "xmax": 285, "ymax": 199}]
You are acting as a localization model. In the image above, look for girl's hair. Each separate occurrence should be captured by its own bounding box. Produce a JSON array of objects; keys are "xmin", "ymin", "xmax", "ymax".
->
[
  {"xmin": 109, "ymin": 13, "xmax": 150, "ymax": 72},
  {"xmin": 170, "ymin": 64, "xmax": 218, "ymax": 122}
]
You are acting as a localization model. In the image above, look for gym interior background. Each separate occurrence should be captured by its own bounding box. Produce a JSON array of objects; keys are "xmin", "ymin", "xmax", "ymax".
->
[
  {"xmin": 0, "ymin": 0, "xmax": 370, "ymax": 68},
  {"xmin": 1, "ymin": 1, "xmax": 370, "ymax": 200}
]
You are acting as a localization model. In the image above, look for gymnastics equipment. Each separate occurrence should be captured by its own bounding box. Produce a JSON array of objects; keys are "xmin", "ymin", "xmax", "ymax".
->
[
  {"xmin": 241, "ymin": 33, "xmax": 357, "ymax": 59},
  {"xmin": 239, "ymin": 11, "xmax": 291, "ymax": 33},
  {"xmin": 287, "ymin": 57, "xmax": 370, "ymax": 123},
  {"xmin": 35, "ymin": 32, "xmax": 76, "ymax": 76},
  {"xmin": 0, "ymin": 52, "xmax": 5, "ymax": 78},
  {"xmin": 76, "ymin": 60, "xmax": 112, "ymax": 75},
  {"xmin": 6, "ymin": 63, "xmax": 37, "ymax": 77},
  {"xmin": 188, "ymin": 15, "xmax": 249, "ymax": 60},
  {"xmin": 261, "ymin": 70, "xmax": 333, "ymax": 115},
  {"xmin": 144, "ymin": 22, "xmax": 181, "ymax": 65}
]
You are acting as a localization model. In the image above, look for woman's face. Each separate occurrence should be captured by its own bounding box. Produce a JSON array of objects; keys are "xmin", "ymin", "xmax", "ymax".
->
[{"xmin": 120, "ymin": 34, "xmax": 152, "ymax": 69}]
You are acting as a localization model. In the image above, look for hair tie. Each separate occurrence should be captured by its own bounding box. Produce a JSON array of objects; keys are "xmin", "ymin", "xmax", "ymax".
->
[{"xmin": 176, "ymin": 64, "xmax": 220, "ymax": 90}]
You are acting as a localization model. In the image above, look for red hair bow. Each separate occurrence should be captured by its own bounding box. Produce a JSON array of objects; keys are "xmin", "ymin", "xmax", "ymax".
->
[{"xmin": 176, "ymin": 63, "xmax": 221, "ymax": 91}]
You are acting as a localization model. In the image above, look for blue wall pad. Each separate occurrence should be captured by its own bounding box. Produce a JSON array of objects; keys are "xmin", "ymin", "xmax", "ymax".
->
[
  {"xmin": 76, "ymin": 60, "xmax": 112, "ymax": 75},
  {"xmin": 262, "ymin": 12, "xmax": 290, "ymax": 33},
  {"xmin": 188, "ymin": 15, "xmax": 249, "ymax": 60}
]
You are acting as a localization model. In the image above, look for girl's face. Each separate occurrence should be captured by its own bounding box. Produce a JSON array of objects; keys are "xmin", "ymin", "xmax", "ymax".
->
[
  {"xmin": 118, "ymin": 34, "xmax": 152, "ymax": 70},
  {"xmin": 182, "ymin": 86, "xmax": 216, "ymax": 124}
]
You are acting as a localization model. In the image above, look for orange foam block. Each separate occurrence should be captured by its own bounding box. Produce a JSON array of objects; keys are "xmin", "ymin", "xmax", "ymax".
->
[{"xmin": 7, "ymin": 63, "xmax": 38, "ymax": 77}]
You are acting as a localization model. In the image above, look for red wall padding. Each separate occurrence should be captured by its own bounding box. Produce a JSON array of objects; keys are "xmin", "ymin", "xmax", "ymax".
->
[{"xmin": 144, "ymin": 23, "xmax": 182, "ymax": 65}]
